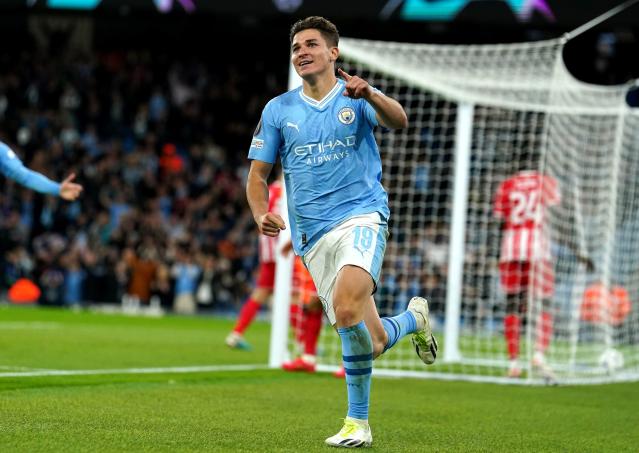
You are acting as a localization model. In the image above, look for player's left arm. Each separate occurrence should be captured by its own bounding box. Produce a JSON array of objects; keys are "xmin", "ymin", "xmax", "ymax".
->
[{"xmin": 338, "ymin": 68, "xmax": 407, "ymax": 129}]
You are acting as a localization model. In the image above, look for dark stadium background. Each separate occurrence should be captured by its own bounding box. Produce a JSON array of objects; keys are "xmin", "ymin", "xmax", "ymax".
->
[{"xmin": 1, "ymin": 1, "xmax": 638, "ymax": 84}]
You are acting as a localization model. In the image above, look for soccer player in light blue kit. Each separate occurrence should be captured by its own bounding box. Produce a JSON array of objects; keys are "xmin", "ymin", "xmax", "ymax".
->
[
  {"xmin": 0, "ymin": 141, "xmax": 83, "ymax": 201},
  {"xmin": 247, "ymin": 16, "xmax": 438, "ymax": 448}
]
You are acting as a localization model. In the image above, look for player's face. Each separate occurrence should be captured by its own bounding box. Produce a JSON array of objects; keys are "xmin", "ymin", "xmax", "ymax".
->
[{"xmin": 291, "ymin": 29, "xmax": 338, "ymax": 79}]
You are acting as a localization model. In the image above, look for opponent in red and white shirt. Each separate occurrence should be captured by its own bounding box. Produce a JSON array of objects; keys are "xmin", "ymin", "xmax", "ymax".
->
[
  {"xmin": 226, "ymin": 178, "xmax": 283, "ymax": 349},
  {"xmin": 493, "ymin": 170, "xmax": 560, "ymax": 381}
]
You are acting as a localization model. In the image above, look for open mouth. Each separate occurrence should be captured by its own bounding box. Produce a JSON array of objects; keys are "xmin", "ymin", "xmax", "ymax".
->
[{"xmin": 299, "ymin": 60, "xmax": 312, "ymax": 68}]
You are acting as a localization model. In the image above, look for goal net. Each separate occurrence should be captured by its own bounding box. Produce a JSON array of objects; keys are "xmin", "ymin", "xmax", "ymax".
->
[{"xmin": 276, "ymin": 36, "xmax": 639, "ymax": 385}]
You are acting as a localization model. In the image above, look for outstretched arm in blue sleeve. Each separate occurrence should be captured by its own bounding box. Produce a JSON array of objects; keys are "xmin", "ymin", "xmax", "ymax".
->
[{"xmin": 0, "ymin": 141, "xmax": 82, "ymax": 200}]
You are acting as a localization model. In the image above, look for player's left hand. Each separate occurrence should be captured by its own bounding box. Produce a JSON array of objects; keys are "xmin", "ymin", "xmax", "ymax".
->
[
  {"xmin": 338, "ymin": 68, "xmax": 373, "ymax": 100},
  {"xmin": 59, "ymin": 173, "xmax": 83, "ymax": 201}
]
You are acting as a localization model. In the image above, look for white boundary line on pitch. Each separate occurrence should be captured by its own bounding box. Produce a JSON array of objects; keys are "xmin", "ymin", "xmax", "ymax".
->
[
  {"xmin": 0, "ymin": 364, "xmax": 270, "ymax": 378},
  {"xmin": 0, "ymin": 321, "xmax": 62, "ymax": 329}
]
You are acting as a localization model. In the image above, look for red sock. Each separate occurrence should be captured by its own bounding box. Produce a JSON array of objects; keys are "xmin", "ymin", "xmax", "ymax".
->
[
  {"xmin": 233, "ymin": 299, "xmax": 261, "ymax": 334},
  {"xmin": 504, "ymin": 314, "xmax": 520, "ymax": 360},
  {"xmin": 303, "ymin": 310, "xmax": 323, "ymax": 356},
  {"xmin": 536, "ymin": 312, "xmax": 553, "ymax": 353},
  {"xmin": 289, "ymin": 304, "xmax": 303, "ymax": 344}
]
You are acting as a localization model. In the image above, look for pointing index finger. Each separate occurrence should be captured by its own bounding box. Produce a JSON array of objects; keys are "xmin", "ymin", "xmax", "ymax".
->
[{"xmin": 338, "ymin": 68, "xmax": 352, "ymax": 81}]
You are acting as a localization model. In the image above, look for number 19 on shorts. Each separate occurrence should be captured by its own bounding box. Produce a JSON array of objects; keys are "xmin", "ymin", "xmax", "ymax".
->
[{"xmin": 353, "ymin": 226, "xmax": 374, "ymax": 254}]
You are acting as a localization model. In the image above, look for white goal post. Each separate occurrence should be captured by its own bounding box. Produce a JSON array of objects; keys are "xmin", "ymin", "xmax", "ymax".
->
[{"xmin": 270, "ymin": 35, "xmax": 639, "ymax": 385}]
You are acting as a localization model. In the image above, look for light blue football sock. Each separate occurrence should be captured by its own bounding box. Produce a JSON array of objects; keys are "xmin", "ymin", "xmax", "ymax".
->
[
  {"xmin": 337, "ymin": 321, "xmax": 373, "ymax": 421},
  {"xmin": 381, "ymin": 311, "xmax": 417, "ymax": 352}
]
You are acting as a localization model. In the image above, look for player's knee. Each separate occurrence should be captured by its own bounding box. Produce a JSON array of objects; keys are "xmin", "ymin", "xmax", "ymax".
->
[
  {"xmin": 333, "ymin": 274, "xmax": 371, "ymax": 326},
  {"xmin": 334, "ymin": 303, "xmax": 361, "ymax": 326},
  {"xmin": 252, "ymin": 287, "xmax": 271, "ymax": 303}
]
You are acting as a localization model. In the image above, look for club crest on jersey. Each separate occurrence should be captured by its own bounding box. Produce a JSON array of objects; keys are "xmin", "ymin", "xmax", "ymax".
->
[{"xmin": 338, "ymin": 107, "xmax": 355, "ymax": 125}]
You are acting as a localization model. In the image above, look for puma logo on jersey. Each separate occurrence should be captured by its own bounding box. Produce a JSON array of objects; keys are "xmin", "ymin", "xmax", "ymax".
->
[{"xmin": 286, "ymin": 122, "xmax": 300, "ymax": 133}]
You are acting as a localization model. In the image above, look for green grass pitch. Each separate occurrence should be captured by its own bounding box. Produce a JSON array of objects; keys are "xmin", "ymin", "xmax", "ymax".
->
[{"xmin": 0, "ymin": 305, "xmax": 637, "ymax": 452}]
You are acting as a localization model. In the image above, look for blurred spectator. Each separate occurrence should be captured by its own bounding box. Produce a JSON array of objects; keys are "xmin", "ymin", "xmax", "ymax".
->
[
  {"xmin": 61, "ymin": 251, "xmax": 85, "ymax": 306},
  {"xmin": 159, "ymin": 143, "xmax": 184, "ymax": 176},
  {"xmin": 122, "ymin": 245, "xmax": 159, "ymax": 308},
  {"xmin": 150, "ymin": 262, "xmax": 173, "ymax": 311},
  {"xmin": 171, "ymin": 244, "xmax": 202, "ymax": 315}
]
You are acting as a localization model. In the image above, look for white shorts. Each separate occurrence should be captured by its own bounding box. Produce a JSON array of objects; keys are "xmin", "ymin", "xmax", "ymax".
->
[{"xmin": 302, "ymin": 212, "xmax": 388, "ymax": 325}]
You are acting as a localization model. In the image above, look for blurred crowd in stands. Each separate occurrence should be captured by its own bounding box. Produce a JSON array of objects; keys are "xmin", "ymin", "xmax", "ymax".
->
[{"xmin": 0, "ymin": 48, "xmax": 285, "ymax": 313}]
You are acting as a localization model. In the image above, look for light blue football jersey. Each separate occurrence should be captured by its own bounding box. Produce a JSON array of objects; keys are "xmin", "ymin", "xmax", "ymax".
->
[
  {"xmin": 248, "ymin": 79, "xmax": 390, "ymax": 256},
  {"xmin": 0, "ymin": 141, "xmax": 60, "ymax": 196}
]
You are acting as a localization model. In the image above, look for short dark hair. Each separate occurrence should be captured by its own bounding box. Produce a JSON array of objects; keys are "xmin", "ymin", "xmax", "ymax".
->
[{"xmin": 289, "ymin": 16, "xmax": 339, "ymax": 48}]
